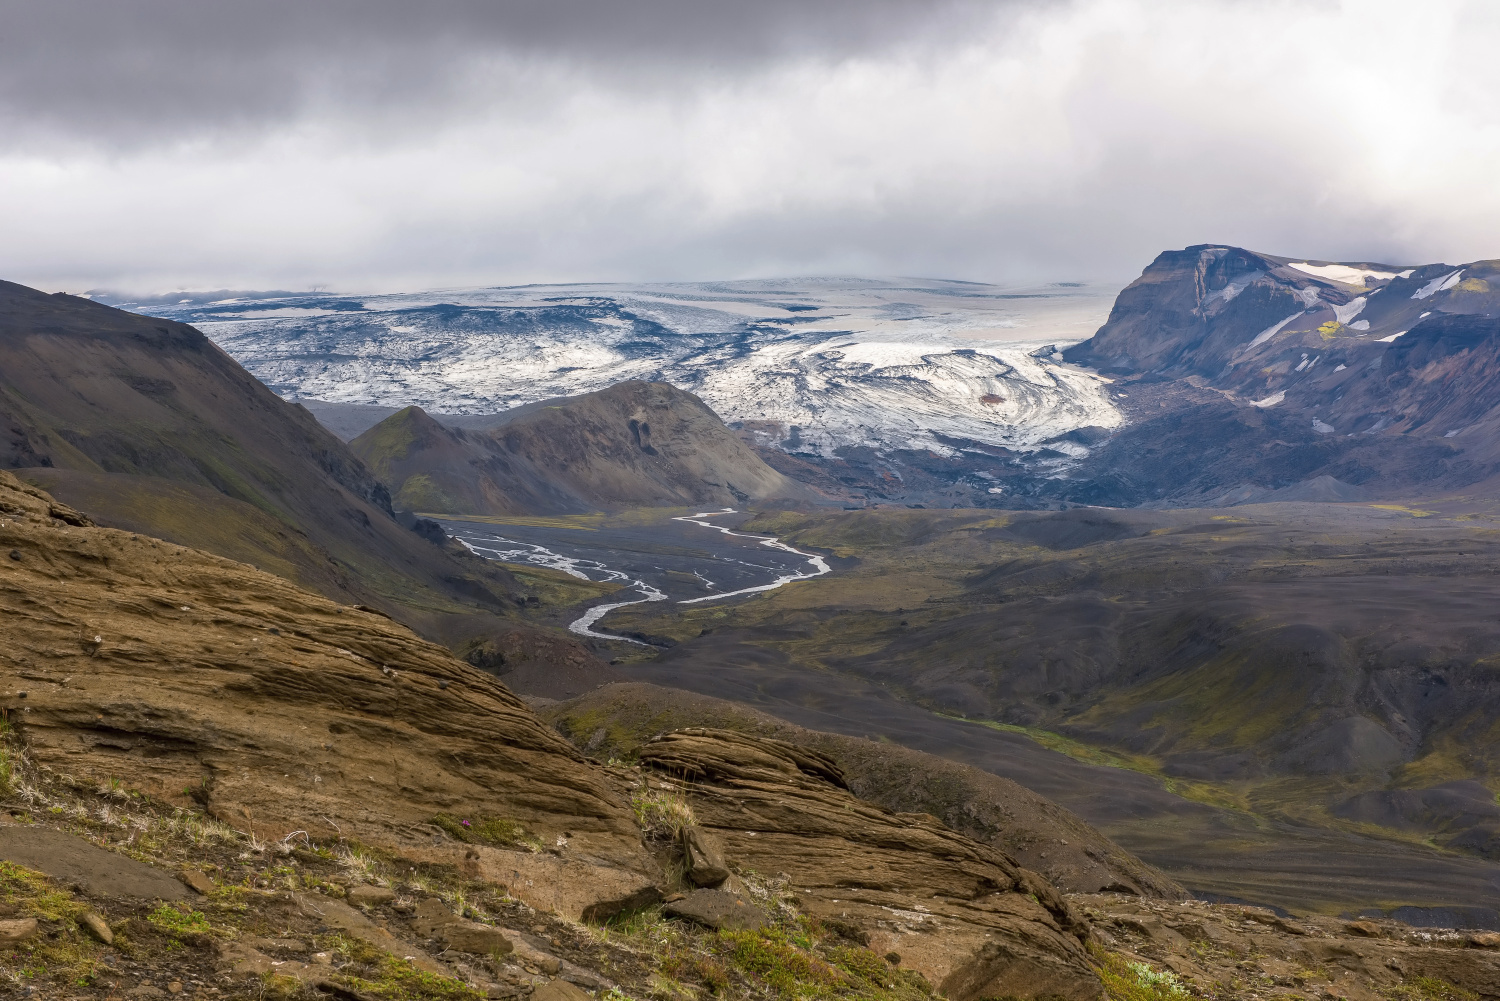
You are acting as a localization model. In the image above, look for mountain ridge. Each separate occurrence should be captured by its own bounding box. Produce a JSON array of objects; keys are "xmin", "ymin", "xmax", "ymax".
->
[
  {"xmin": 1029, "ymin": 246, "xmax": 1500, "ymax": 506},
  {"xmin": 350, "ymin": 381, "xmax": 817, "ymax": 516},
  {"xmin": 0, "ymin": 278, "xmax": 526, "ymax": 639}
]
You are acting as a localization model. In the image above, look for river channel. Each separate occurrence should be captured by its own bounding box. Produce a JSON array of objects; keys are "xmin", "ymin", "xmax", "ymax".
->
[{"xmin": 439, "ymin": 509, "xmax": 830, "ymax": 645}]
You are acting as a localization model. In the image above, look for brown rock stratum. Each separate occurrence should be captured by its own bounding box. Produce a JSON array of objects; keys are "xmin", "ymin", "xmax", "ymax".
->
[
  {"xmin": 638, "ymin": 727, "xmax": 1102, "ymax": 1000},
  {"xmin": 0, "ymin": 468, "xmax": 642, "ymax": 865}
]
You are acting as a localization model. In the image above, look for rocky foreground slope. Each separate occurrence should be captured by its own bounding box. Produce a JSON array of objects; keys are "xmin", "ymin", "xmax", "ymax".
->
[
  {"xmin": 0, "ymin": 469, "xmax": 1105, "ymax": 999},
  {"xmin": 544, "ymin": 681, "xmax": 1181, "ymax": 899}
]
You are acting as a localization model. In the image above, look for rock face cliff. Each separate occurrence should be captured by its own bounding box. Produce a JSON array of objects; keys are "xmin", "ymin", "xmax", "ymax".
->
[
  {"xmin": 0, "ymin": 469, "xmax": 1103, "ymax": 999},
  {"xmin": 351, "ymin": 382, "xmax": 816, "ymax": 516}
]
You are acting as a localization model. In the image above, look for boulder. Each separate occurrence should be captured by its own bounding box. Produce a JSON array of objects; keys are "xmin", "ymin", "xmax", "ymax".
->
[
  {"xmin": 347, "ymin": 885, "xmax": 396, "ymax": 906},
  {"xmin": 663, "ymin": 889, "xmax": 768, "ymax": 932},
  {"xmin": 0, "ymin": 917, "xmax": 38, "ymax": 944},
  {"xmin": 0, "ymin": 824, "xmax": 187, "ymax": 900},
  {"xmin": 443, "ymin": 921, "xmax": 513, "ymax": 955},
  {"xmin": 679, "ymin": 826, "xmax": 730, "ymax": 888},
  {"xmin": 180, "ymin": 870, "xmax": 215, "ymax": 895},
  {"xmin": 412, "ymin": 897, "xmax": 459, "ymax": 937},
  {"xmin": 532, "ymin": 982, "xmax": 593, "ymax": 1001},
  {"xmin": 80, "ymin": 911, "xmax": 114, "ymax": 945}
]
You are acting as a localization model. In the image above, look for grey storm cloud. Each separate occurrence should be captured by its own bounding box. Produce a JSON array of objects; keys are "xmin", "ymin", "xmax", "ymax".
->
[
  {"xmin": 3, "ymin": 0, "xmax": 1500, "ymax": 293},
  {"xmin": 0, "ymin": 0, "xmax": 1008, "ymax": 141}
]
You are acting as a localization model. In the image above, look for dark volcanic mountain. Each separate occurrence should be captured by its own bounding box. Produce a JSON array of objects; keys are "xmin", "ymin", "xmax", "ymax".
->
[
  {"xmin": 0, "ymin": 279, "xmax": 520, "ymax": 635},
  {"xmin": 349, "ymin": 381, "xmax": 815, "ymax": 516},
  {"xmin": 1038, "ymin": 246, "xmax": 1500, "ymax": 506},
  {"xmin": 1063, "ymin": 245, "xmax": 1498, "ymax": 386}
]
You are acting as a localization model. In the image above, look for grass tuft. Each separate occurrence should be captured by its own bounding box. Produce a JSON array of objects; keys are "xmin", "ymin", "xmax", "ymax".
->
[
  {"xmin": 0, "ymin": 860, "xmax": 101, "ymax": 990},
  {"xmin": 145, "ymin": 903, "xmax": 212, "ymax": 940},
  {"xmin": 1098, "ymin": 951, "xmax": 1189, "ymax": 1001},
  {"xmin": 324, "ymin": 933, "xmax": 485, "ymax": 1000},
  {"xmin": 1393, "ymin": 976, "xmax": 1480, "ymax": 1001},
  {"xmin": 631, "ymin": 785, "xmax": 697, "ymax": 841},
  {"xmin": 431, "ymin": 813, "xmax": 543, "ymax": 851}
]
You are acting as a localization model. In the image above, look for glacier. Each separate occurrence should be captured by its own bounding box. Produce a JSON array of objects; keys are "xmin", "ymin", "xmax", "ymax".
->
[{"xmin": 107, "ymin": 276, "xmax": 1123, "ymax": 458}]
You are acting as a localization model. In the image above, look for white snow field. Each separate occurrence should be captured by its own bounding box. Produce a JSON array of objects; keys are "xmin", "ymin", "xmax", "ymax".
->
[{"xmin": 120, "ymin": 277, "xmax": 1123, "ymax": 458}]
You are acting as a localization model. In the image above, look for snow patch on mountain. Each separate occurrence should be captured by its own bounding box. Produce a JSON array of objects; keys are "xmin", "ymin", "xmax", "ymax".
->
[{"xmin": 1288, "ymin": 262, "xmax": 1411, "ymax": 286}]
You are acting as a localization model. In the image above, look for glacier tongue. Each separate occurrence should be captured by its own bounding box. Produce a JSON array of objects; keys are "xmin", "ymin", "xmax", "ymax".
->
[{"xmin": 120, "ymin": 276, "xmax": 1122, "ymax": 457}]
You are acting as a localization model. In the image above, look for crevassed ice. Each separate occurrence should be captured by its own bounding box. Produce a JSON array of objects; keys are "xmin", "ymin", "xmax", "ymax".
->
[{"xmin": 191, "ymin": 278, "xmax": 1124, "ymax": 459}]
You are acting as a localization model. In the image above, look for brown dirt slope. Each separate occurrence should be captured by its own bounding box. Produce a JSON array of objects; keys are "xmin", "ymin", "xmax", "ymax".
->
[
  {"xmin": 545, "ymin": 682, "xmax": 1181, "ymax": 898},
  {"xmin": 349, "ymin": 382, "xmax": 818, "ymax": 515}
]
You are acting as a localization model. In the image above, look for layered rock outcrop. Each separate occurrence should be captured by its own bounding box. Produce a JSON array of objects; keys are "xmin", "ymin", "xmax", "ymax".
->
[
  {"xmin": 0, "ymin": 469, "xmax": 643, "ymax": 867},
  {"xmin": 639, "ymin": 727, "xmax": 1103, "ymax": 1000}
]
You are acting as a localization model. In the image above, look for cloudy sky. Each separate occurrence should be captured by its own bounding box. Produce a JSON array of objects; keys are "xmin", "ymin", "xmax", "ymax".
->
[{"xmin": 4, "ymin": 0, "xmax": 1500, "ymax": 293}]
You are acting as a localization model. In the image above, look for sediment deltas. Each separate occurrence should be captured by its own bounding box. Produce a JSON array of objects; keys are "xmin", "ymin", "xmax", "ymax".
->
[
  {"xmin": 639, "ymin": 728, "xmax": 1103, "ymax": 1001},
  {"xmin": 0, "ymin": 470, "xmax": 1105, "ymax": 999}
]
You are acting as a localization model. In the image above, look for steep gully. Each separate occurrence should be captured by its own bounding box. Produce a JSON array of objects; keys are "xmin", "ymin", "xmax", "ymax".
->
[{"xmin": 445, "ymin": 508, "xmax": 831, "ymax": 644}]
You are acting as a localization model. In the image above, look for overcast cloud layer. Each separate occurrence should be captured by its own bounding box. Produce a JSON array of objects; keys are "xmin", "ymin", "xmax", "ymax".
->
[{"xmin": 5, "ymin": 0, "xmax": 1500, "ymax": 293}]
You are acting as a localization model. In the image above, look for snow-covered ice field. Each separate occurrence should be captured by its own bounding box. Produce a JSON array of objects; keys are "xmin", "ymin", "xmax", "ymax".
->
[{"xmin": 113, "ymin": 276, "xmax": 1123, "ymax": 457}]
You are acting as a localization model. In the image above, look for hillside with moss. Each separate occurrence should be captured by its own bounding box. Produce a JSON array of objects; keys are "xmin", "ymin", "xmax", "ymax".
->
[
  {"xmin": 0, "ymin": 279, "xmax": 537, "ymax": 644},
  {"xmin": 348, "ymin": 384, "xmax": 814, "ymax": 518}
]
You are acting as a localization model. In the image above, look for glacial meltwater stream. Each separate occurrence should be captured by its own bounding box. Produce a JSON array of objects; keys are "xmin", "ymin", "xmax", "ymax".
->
[{"xmin": 442, "ymin": 509, "xmax": 831, "ymax": 645}]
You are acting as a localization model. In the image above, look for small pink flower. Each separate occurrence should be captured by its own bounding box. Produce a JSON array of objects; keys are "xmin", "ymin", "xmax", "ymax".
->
[{"xmin": 461, "ymin": 819, "xmax": 471, "ymax": 827}]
